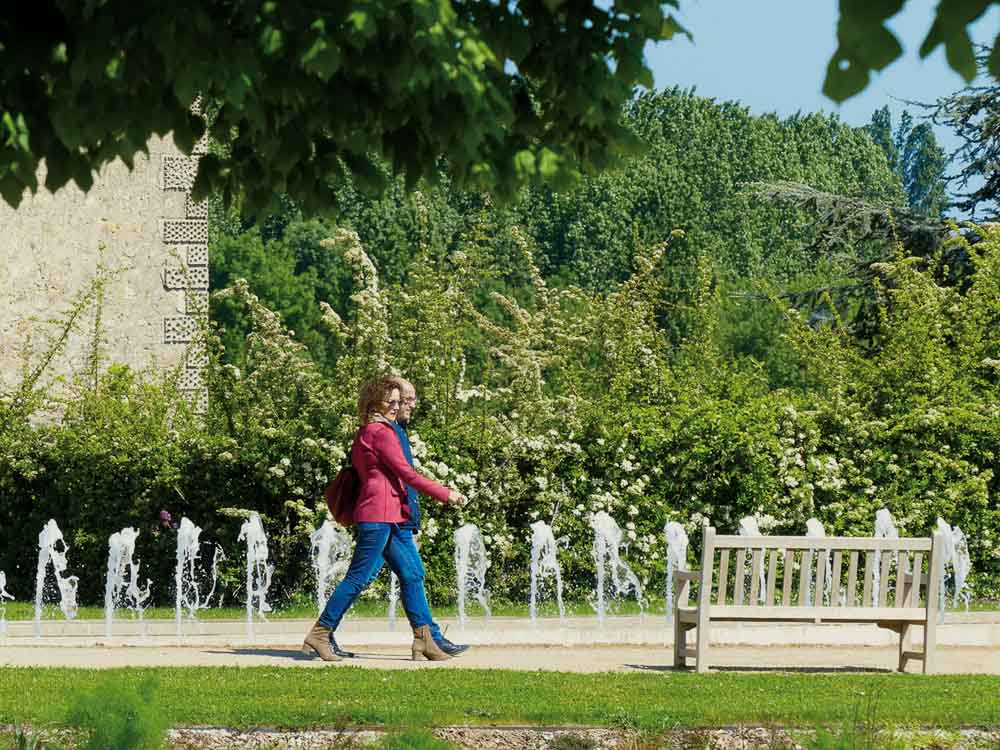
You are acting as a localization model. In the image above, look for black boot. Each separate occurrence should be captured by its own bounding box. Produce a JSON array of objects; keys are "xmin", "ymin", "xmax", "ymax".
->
[
  {"xmin": 434, "ymin": 636, "xmax": 470, "ymax": 656},
  {"xmin": 328, "ymin": 632, "xmax": 356, "ymax": 658}
]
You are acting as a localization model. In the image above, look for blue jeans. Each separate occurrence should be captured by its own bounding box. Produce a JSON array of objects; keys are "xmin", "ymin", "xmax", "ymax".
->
[{"xmin": 319, "ymin": 522, "xmax": 443, "ymax": 640}]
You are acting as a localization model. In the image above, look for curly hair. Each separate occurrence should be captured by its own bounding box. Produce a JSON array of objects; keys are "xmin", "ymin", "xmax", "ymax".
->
[{"xmin": 356, "ymin": 376, "xmax": 402, "ymax": 424}]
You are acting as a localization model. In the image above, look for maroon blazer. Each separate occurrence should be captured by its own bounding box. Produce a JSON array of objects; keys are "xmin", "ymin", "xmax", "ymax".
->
[{"xmin": 350, "ymin": 420, "xmax": 451, "ymax": 523}]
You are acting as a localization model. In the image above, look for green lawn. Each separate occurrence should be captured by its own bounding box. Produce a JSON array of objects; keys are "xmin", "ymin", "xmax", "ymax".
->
[
  {"xmin": 0, "ymin": 668, "xmax": 997, "ymax": 730},
  {"xmin": 3, "ymin": 600, "xmax": 649, "ymax": 621}
]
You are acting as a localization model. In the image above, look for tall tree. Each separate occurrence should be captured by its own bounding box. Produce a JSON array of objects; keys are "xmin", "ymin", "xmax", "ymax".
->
[
  {"xmin": 520, "ymin": 89, "xmax": 904, "ymax": 288},
  {"xmin": 922, "ymin": 49, "xmax": 1000, "ymax": 218},
  {"xmin": 0, "ymin": 1, "xmax": 996, "ymax": 216},
  {"xmin": 866, "ymin": 107, "xmax": 949, "ymax": 217}
]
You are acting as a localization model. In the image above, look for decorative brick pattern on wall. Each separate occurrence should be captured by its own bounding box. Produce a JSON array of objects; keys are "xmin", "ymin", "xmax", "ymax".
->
[
  {"xmin": 186, "ymin": 245, "xmax": 209, "ymax": 266},
  {"xmin": 160, "ymin": 144, "xmax": 209, "ymax": 412},
  {"xmin": 163, "ymin": 315, "xmax": 201, "ymax": 344},
  {"xmin": 162, "ymin": 156, "xmax": 200, "ymax": 192},
  {"xmin": 0, "ymin": 132, "xmax": 203, "ymax": 405},
  {"xmin": 164, "ymin": 265, "xmax": 209, "ymax": 290}
]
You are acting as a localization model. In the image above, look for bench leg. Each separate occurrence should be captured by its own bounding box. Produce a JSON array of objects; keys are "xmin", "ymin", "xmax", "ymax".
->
[
  {"xmin": 923, "ymin": 617, "xmax": 938, "ymax": 675},
  {"xmin": 695, "ymin": 613, "xmax": 710, "ymax": 673},
  {"xmin": 673, "ymin": 616, "xmax": 685, "ymax": 668},
  {"xmin": 897, "ymin": 624, "xmax": 911, "ymax": 672}
]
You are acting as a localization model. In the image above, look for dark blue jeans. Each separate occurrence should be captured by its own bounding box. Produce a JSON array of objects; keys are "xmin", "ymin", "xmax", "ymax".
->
[{"xmin": 319, "ymin": 522, "xmax": 443, "ymax": 640}]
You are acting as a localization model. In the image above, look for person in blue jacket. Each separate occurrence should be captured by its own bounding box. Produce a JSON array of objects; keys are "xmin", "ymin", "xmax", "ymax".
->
[{"xmin": 330, "ymin": 376, "xmax": 469, "ymax": 658}]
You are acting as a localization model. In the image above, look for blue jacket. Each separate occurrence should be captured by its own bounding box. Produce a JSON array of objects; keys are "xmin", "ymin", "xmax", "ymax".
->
[{"xmin": 391, "ymin": 421, "xmax": 420, "ymax": 531}]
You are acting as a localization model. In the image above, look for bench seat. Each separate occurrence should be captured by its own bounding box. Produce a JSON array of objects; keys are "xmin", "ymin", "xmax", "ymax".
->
[{"xmin": 679, "ymin": 605, "xmax": 928, "ymax": 622}]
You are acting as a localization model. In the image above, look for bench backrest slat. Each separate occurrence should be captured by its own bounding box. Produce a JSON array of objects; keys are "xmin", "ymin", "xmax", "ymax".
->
[
  {"xmin": 862, "ymin": 551, "xmax": 875, "ymax": 606},
  {"xmin": 878, "ymin": 551, "xmax": 892, "ymax": 607},
  {"xmin": 847, "ymin": 551, "xmax": 859, "ymax": 606},
  {"xmin": 782, "ymin": 549, "xmax": 794, "ymax": 606},
  {"xmin": 894, "ymin": 553, "xmax": 909, "ymax": 608},
  {"xmin": 733, "ymin": 549, "xmax": 746, "ymax": 604},
  {"xmin": 749, "ymin": 549, "xmax": 763, "ymax": 604},
  {"xmin": 766, "ymin": 550, "xmax": 779, "ymax": 606},
  {"xmin": 813, "ymin": 550, "xmax": 827, "ymax": 607},
  {"xmin": 798, "ymin": 549, "xmax": 812, "ymax": 606},
  {"xmin": 831, "ymin": 551, "xmax": 843, "ymax": 606},
  {"xmin": 717, "ymin": 549, "xmax": 730, "ymax": 605},
  {"xmin": 909, "ymin": 552, "xmax": 923, "ymax": 607}
]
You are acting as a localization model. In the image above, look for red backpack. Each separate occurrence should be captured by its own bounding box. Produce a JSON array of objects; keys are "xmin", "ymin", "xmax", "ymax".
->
[{"xmin": 324, "ymin": 465, "xmax": 360, "ymax": 527}]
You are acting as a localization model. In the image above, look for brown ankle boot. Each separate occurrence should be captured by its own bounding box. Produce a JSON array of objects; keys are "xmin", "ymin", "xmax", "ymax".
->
[
  {"xmin": 411, "ymin": 624, "xmax": 450, "ymax": 661},
  {"xmin": 301, "ymin": 620, "xmax": 342, "ymax": 662}
]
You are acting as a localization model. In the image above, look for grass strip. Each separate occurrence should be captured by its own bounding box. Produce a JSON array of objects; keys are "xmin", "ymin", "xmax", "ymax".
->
[
  {"xmin": 0, "ymin": 667, "xmax": 997, "ymax": 730},
  {"xmin": 10, "ymin": 600, "xmax": 1000, "ymax": 621},
  {"xmin": 5, "ymin": 600, "xmax": 636, "ymax": 621}
]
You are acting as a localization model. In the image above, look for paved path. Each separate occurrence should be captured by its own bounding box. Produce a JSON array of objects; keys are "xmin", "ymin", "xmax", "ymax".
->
[{"xmin": 3, "ymin": 643, "xmax": 999, "ymax": 673}]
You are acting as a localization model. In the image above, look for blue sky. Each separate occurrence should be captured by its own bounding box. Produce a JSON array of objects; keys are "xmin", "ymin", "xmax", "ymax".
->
[{"xmin": 645, "ymin": 0, "xmax": 999, "ymax": 159}]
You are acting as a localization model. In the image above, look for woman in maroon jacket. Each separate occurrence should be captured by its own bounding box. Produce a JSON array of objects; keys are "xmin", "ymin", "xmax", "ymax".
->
[{"xmin": 302, "ymin": 376, "xmax": 465, "ymax": 662}]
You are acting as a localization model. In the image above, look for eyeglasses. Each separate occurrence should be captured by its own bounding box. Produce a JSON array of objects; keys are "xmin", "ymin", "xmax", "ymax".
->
[
  {"xmin": 382, "ymin": 399, "xmax": 401, "ymax": 409},
  {"xmin": 403, "ymin": 397, "xmax": 418, "ymax": 406}
]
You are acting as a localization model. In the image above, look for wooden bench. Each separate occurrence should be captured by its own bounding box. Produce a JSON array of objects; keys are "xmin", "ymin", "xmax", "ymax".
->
[{"xmin": 673, "ymin": 524, "xmax": 945, "ymax": 673}]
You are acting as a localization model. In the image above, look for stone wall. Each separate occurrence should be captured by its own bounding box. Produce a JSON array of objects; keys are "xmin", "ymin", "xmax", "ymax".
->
[{"xmin": 0, "ymin": 133, "xmax": 208, "ymax": 409}]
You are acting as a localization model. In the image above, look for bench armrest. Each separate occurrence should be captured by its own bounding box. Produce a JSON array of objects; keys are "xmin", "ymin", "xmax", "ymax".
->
[{"xmin": 673, "ymin": 569, "xmax": 702, "ymax": 609}]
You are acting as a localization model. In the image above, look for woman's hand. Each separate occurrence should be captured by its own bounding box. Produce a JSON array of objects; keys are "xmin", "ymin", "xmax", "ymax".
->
[{"xmin": 448, "ymin": 489, "xmax": 467, "ymax": 506}]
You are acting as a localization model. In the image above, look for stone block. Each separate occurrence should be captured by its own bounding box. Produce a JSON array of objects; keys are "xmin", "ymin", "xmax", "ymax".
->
[
  {"xmin": 162, "ymin": 156, "xmax": 199, "ymax": 192},
  {"xmin": 163, "ymin": 315, "xmax": 201, "ymax": 344},
  {"xmin": 162, "ymin": 219, "xmax": 208, "ymax": 244},
  {"xmin": 164, "ymin": 265, "xmax": 209, "ymax": 290},
  {"xmin": 186, "ymin": 245, "xmax": 209, "ymax": 266}
]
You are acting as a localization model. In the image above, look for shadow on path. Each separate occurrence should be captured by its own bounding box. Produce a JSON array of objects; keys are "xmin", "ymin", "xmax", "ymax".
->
[
  {"xmin": 626, "ymin": 663, "xmax": 892, "ymax": 674},
  {"xmin": 205, "ymin": 648, "xmax": 414, "ymax": 663}
]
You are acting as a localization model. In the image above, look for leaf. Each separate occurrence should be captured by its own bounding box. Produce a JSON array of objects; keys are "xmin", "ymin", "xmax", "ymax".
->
[
  {"xmin": 0, "ymin": 173, "xmax": 26, "ymax": 208},
  {"xmin": 260, "ymin": 26, "xmax": 283, "ymax": 55},
  {"xmin": 105, "ymin": 55, "xmax": 122, "ymax": 80},
  {"xmin": 537, "ymin": 147, "xmax": 560, "ymax": 179},
  {"xmin": 660, "ymin": 15, "xmax": 692, "ymax": 42},
  {"xmin": 823, "ymin": 53, "xmax": 870, "ymax": 105},
  {"xmin": 989, "ymin": 33, "xmax": 1000, "ymax": 79},
  {"xmin": 943, "ymin": 28, "xmax": 977, "ymax": 81},
  {"xmin": 190, "ymin": 153, "xmax": 222, "ymax": 202},
  {"xmin": 224, "ymin": 72, "xmax": 254, "ymax": 108},
  {"xmin": 919, "ymin": 0, "xmax": 992, "ymax": 81},
  {"xmin": 43, "ymin": 142, "xmax": 75, "ymax": 192},
  {"xmin": 301, "ymin": 41, "xmax": 342, "ymax": 80},
  {"xmin": 51, "ymin": 42, "xmax": 68, "ymax": 64},
  {"xmin": 348, "ymin": 11, "xmax": 376, "ymax": 39},
  {"xmin": 513, "ymin": 149, "xmax": 536, "ymax": 179},
  {"xmin": 637, "ymin": 65, "xmax": 654, "ymax": 90},
  {"xmin": 823, "ymin": 1, "xmax": 905, "ymax": 103}
]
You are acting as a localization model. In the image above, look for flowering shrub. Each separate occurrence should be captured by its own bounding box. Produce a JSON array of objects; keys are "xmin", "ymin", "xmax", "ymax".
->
[{"xmin": 1, "ymin": 225, "xmax": 998, "ymax": 607}]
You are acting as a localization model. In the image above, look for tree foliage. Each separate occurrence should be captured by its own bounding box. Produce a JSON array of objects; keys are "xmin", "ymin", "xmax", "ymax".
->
[
  {"xmin": 0, "ymin": 0, "xmax": 689, "ymax": 215},
  {"xmin": 506, "ymin": 89, "xmax": 905, "ymax": 293},
  {"xmin": 3, "ymin": 224, "xmax": 999, "ymax": 606},
  {"xmin": 920, "ymin": 49, "xmax": 1000, "ymax": 218},
  {"xmin": 0, "ymin": 1, "xmax": 994, "ymax": 215},
  {"xmin": 867, "ymin": 106, "xmax": 949, "ymax": 217},
  {"xmin": 208, "ymin": 88, "xmax": 906, "ymax": 385}
]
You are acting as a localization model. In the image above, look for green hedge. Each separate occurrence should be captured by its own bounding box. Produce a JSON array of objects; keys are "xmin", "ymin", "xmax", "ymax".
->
[{"xmin": 1, "ymin": 224, "xmax": 997, "ymax": 611}]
